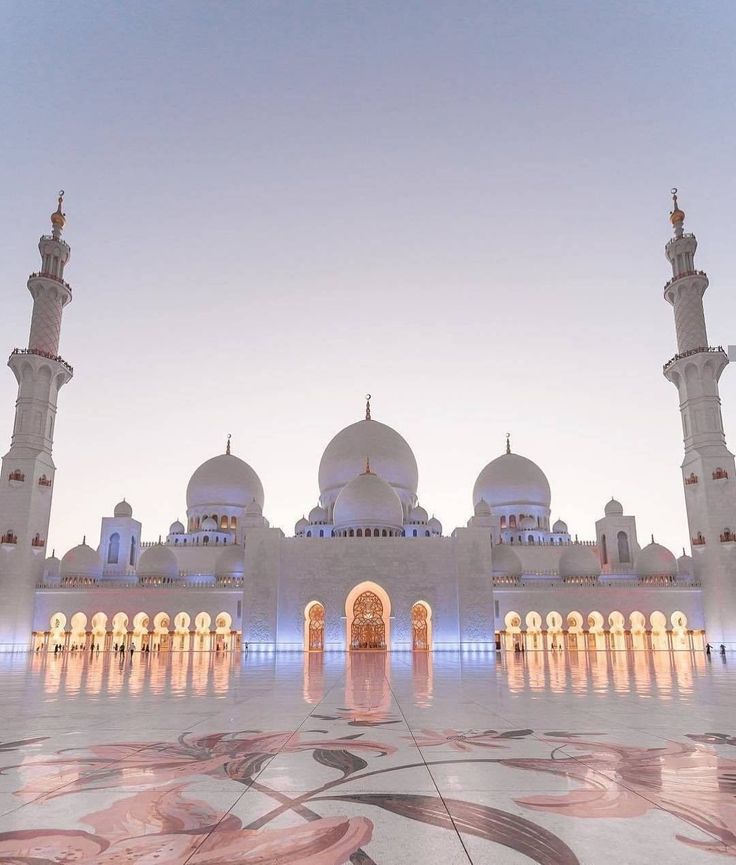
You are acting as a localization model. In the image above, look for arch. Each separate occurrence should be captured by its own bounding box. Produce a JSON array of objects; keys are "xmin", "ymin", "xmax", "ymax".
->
[
  {"xmin": 617, "ymin": 531, "xmax": 631, "ymax": 563},
  {"xmin": 565, "ymin": 610, "xmax": 583, "ymax": 651},
  {"xmin": 194, "ymin": 611, "xmax": 212, "ymax": 652},
  {"xmin": 546, "ymin": 610, "xmax": 563, "ymax": 651},
  {"xmin": 601, "ymin": 533, "xmax": 607, "ymax": 564},
  {"xmin": 629, "ymin": 610, "xmax": 647, "ymax": 651},
  {"xmin": 112, "ymin": 612, "xmax": 129, "ymax": 647},
  {"xmin": 411, "ymin": 601, "xmax": 432, "ymax": 651},
  {"xmin": 608, "ymin": 610, "xmax": 626, "ymax": 651},
  {"xmin": 91, "ymin": 611, "xmax": 107, "ymax": 635},
  {"xmin": 586, "ymin": 610, "xmax": 605, "ymax": 651},
  {"xmin": 107, "ymin": 532, "xmax": 120, "ymax": 564},
  {"xmin": 525, "ymin": 610, "xmax": 543, "ymax": 651},
  {"xmin": 214, "ymin": 611, "xmax": 233, "ymax": 651},
  {"xmin": 174, "ymin": 611, "xmax": 191, "ymax": 632},
  {"xmin": 503, "ymin": 610, "xmax": 522, "ymax": 651},
  {"xmin": 220, "ymin": 515, "xmax": 228, "ymax": 529},
  {"xmin": 671, "ymin": 610, "xmax": 690, "ymax": 651},
  {"xmin": 153, "ymin": 611, "xmax": 170, "ymax": 649},
  {"xmin": 650, "ymin": 610, "xmax": 669, "ymax": 650},
  {"xmin": 304, "ymin": 601, "xmax": 325, "ymax": 652},
  {"xmin": 70, "ymin": 612, "xmax": 87, "ymax": 648},
  {"xmin": 345, "ymin": 581, "xmax": 391, "ymax": 650}
]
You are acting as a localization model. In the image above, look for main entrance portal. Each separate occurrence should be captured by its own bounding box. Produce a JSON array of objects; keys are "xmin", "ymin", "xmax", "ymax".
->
[{"xmin": 350, "ymin": 590, "xmax": 386, "ymax": 650}]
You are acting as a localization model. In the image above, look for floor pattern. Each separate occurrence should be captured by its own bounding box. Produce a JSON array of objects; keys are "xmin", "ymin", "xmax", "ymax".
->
[{"xmin": 0, "ymin": 649, "xmax": 734, "ymax": 863}]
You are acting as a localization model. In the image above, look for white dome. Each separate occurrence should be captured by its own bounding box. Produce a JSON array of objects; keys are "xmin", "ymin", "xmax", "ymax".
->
[
  {"xmin": 114, "ymin": 499, "xmax": 133, "ymax": 518},
  {"xmin": 295, "ymin": 516, "xmax": 309, "ymax": 534},
  {"xmin": 245, "ymin": 499, "xmax": 262, "ymax": 516},
  {"xmin": 137, "ymin": 544, "xmax": 179, "ymax": 580},
  {"xmin": 604, "ymin": 498, "xmax": 624, "ymax": 516},
  {"xmin": 333, "ymin": 470, "xmax": 404, "ymax": 530},
  {"xmin": 309, "ymin": 505, "xmax": 328, "ymax": 523},
  {"xmin": 319, "ymin": 419, "xmax": 418, "ymax": 506},
  {"xmin": 201, "ymin": 516, "xmax": 217, "ymax": 532},
  {"xmin": 215, "ymin": 544, "xmax": 245, "ymax": 579},
  {"xmin": 186, "ymin": 453, "xmax": 264, "ymax": 510},
  {"xmin": 43, "ymin": 554, "xmax": 61, "ymax": 580},
  {"xmin": 553, "ymin": 518, "xmax": 568, "ymax": 533},
  {"xmin": 475, "ymin": 499, "xmax": 491, "ymax": 516},
  {"xmin": 677, "ymin": 551, "xmax": 694, "ymax": 577},
  {"xmin": 558, "ymin": 545, "xmax": 601, "ymax": 579},
  {"xmin": 428, "ymin": 516, "xmax": 442, "ymax": 535},
  {"xmin": 60, "ymin": 542, "xmax": 102, "ymax": 580},
  {"xmin": 408, "ymin": 505, "xmax": 428, "ymax": 524},
  {"xmin": 492, "ymin": 545, "xmax": 522, "ymax": 578},
  {"xmin": 636, "ymin": 542, "xmax": 677, "ymax": 578},
  {"xmin": 169, "ymin": 519, "xmax": 185, "ymax": 535},
  {"xmin": 473, "ymin": 452, "xmax": 551, "ymax": 509},
  {"xmin": 520, "ymin": 516, "xmax": 536, "ymax": 530}
]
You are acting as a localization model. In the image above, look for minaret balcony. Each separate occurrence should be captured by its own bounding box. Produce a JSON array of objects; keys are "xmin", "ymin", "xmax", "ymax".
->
[
  {"xmin": 28, "ymin": 271, "xmax": 72, "ymax": 294},
  {"xmin": 663, "ymin": 345, "xmax": 727, "ymax": 374},
  {"xmin": 663, "ymin": 269, "xmax": 707, "ymax": 292},
  {"xmin": 9, "ymin": 348, "xmax": 73, "ymax": 376},
  {"xmin": 1, "ymin": 533, "xmax": 18, "ymax": 547},
  {"xmin": 37, "ymin": 475, "xmax": 52, "ymax": 488},
  {"xmin": 692, "ymin": 535, "xmax": 706, "ymax": 546},
  {"xmin": 720, "ymin": 531, "xmax": 736, "ymax": 544},
  {"xmin": 8, "ymin": 471, "xmax": 25, "ymax": 486}
]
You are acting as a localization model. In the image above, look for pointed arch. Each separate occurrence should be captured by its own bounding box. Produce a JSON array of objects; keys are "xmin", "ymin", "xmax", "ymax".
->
[
  {"xmin": 345, "ymin": 581, "xmax": 391, "ymax": 650},
  {"xmin": 411, "ymin": 600, "xmax": 432, "ymax": 650},
  {"xmin": 304, "ymin": 600, "xmax": 325, "ymax": 652}
]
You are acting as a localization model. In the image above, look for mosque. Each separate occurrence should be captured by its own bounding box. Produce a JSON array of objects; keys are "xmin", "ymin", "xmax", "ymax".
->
[{"xmin": 0, "ymin": 191, "xmax": 734, "ymax": 653}]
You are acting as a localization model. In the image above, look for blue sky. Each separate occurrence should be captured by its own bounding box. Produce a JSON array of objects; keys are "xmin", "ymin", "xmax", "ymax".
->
[{"xmin": 1, "ymin": 1, "xmax": 735, "ymax": 554}]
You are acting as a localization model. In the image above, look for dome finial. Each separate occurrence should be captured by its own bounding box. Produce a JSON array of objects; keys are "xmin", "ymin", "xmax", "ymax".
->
[
  {"xmin": 506, "ymin": 432, "xmax": 511, "ymax": 455},
  {"xmin": 82, "ymin": 534, "xmax": 86, "ymax": 545},
  {"xmin": 669, "ymin": 187, "xmax": 685, "ymax": 237},
  {"xmin": 365, "ymin": 393, "xmax": 372, "ymax": 421},
  {"xmin": 50, "ymin": 189, "xmax": 66, "ymax": 237},
  {"xmin": 364, "ymin": 455, "xmax": 373, "ymax": 474},
  {"xmin": 651, "ymin": 533, "xmax": 655, "ymax": 544},
  {"xmin": 226, "ymin": 433, "xmax": 231, "ymax": 455}
]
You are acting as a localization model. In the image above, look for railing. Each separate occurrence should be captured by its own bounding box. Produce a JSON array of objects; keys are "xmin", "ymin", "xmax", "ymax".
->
[
  {"xmin": 31, "ymin": 538, "xmax": 45, "ymax": 547},
  {"xmin": 10, "ymin": 348, "xmax": 73, "ymax": 375},
  {"xmin": 663, "ymin": 269, "xmax": 707, "ymax": 292},
  {"xmin": 28, "ymin": 271, "xmax": 72, "ymax": 293},
  {"xmin": 494, "ymin": 578, "xmax": 700, "ymax": 589},
  {"xmin": 37, "ymin": 578, "xmax": 243, "ymax": 590},
  {"xmin": 8, "ymin": 471, "xmax": 24, "ymax": 482},
  {"xmin": 663, "ymin": 345, "xmax": 726, "ymax": 374},
  {"xmin": 1, "ymin": 534, "xmax": 17, "ymax": 545},
  {"xmin": 498, "ymin": 539, "xmax": 596, "ymax": 547},
  {"xmin": 38, "ymin": 476, "xmax": 52, "ymax": 487},
  {"xmin": 141, "ymin": 536, "xmax": 236, "ymax": 548}
]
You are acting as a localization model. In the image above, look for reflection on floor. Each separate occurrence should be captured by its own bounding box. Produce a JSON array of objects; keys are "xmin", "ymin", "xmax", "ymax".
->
[{"xmin": 0, "ymin": 649, "xmax": 734, "ymax": 863}]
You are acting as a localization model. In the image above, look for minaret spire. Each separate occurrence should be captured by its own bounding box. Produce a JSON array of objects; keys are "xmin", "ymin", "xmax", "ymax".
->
[
  {"xmin": 662, "ymin": 190, "xmax": 736, "ymax": 644},
  {"xmin": 365, "ymin": 393, "xmax": 372, "ymax": 421},
  {"xmin": 226, "ymin": 433, "xmax": 231, "ymax": 455},
  {"xmin": 506, "ymin": 433, "xmax": 511, "ymax": 455},
  {"xmin": 0, "ymin": 195, "xmax": 75, "ymax": 648}
]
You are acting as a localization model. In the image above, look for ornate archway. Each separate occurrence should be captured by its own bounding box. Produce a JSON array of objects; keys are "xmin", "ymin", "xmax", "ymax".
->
[
  {"xmin": 411, "ymin": 602, "xmax": 431, "ymax": 650},
  {"xmin": 351, "ymin": 591, "xmax": 386, "ymax": 650},
  {"xmin": 305, "ymin": 601, "xmax": 325, "ymax": 651}
]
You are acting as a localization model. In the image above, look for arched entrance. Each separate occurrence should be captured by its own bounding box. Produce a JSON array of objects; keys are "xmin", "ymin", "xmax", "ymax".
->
[
  {"xmin": 411, "ymin": 601, "xmax": 431, "ymax": 650},
  {"xmin": 305, "ymin": 601, "xmax": 325, "ymax": 652},
  {"xmin": 345, "ymin": 582, "xmax": 391, "ymax": 650}
]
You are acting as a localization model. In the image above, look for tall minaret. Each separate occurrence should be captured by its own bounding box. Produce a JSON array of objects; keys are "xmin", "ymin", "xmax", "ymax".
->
[
  {"xmin": 0, "ymin": 193, "xmax": 74, "ymax": 649},
  {"xmin": 663, "ymin": 189, "xmax": 736, "ymax": 644}
]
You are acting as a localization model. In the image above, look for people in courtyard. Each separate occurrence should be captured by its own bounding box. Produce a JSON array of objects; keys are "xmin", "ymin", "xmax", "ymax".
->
[
  {"xmin": 720, "ymin": 644, "xmax": 726, "ymax": 656},
  {"xmin": 706, "ymin": 643, "xmax": 712, "ymax": 657}
]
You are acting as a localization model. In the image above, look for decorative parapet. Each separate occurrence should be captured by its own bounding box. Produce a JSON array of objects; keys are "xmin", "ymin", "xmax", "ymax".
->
[
  {"xmin": 28, "ymin": 271, "xmax": 73, "ymax": 294},
  {"xmin": 663, "ymin": 269, "xmax": 707, "ymax": 292},
  {"xmin": 663, "ymin": 345, "xmax": 726, "ymax": 374},
  {"xmin": 10, "ymin": 348, "xmax": 73, "ymax": 375}
]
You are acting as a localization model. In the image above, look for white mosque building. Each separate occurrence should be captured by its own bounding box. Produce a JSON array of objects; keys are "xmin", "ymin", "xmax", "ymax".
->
[{"xmin": 0, "ymin": 191, "xmax": 734, "ymax": 653}]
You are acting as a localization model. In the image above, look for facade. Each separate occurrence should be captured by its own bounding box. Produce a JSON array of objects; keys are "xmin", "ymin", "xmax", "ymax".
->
[{"xmin": 0, "ymin": 193, "xmax": 733, "ymax": 652}]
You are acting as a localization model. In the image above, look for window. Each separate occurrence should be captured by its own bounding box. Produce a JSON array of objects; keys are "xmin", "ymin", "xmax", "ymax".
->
[
  {"xmin": 357, "ymin": 529, "xmax": 363, "ymax": 537},
  {"xmin": 500, "ymin": 516, "xmax": 506, "ymax": 528},
  {"xmin": 107, "ymin": 532, "xmax": 120, "ymax": 564},
  {"xmin": 129, "ymin": 536, "xmax": 136, "ymax": 566},
  {"xmin": 319, "ymin": 529, "xmax": 324, "ymax": 537},
  {"xmin": 601, "ymin": 534, "xmax": 608, "ymax": 564},
  {"xmin": 617, "ymin": 531, "xmax": 630, "ymax": 563},
  {"xmin": 509, "ymin": 515, "xmax": 517, "ymax": 528},
  {"xmin": 413, "ymin": 529, "xmax": 417, "ymax": 537}
]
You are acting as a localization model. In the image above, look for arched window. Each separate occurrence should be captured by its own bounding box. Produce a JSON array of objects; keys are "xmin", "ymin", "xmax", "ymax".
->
[
  {"xmin": 220, "ymin": 515, "xmax": 228, "ymax": 529},
  {"xmin": 107, "ymin": 532, "xmax": 120, "ymax": 564},
  {"xmin": 528, "ymin": 535, "xmax": 535, "ymax": 545},
  {"xmin": 425, "ymin": 530, "xmax": 430, "ymax": 536},
  {"xmin": 617, "ymin": 531, "xmax": 630, "ymax": 563},
  {"xmin": 129, "ymin": 536, "xmax": 136, "ymax": 566},
  {"xmin": 382, "ymin": 529, "xmax": 387, "ymax": 537},
  {"xmin": 357, "ymin": 529, "xmax": 363, "ymax": 537},
  {"xmin": 601, "ymin": 534, "xmax": 608, "ymax": 564},
  {"xmin": 349, "ymin": 529, "xmax": 354, "ymax": 537},
  {"xmin": 500, "ymin": 515, "xmax": 506, "ymax": 528},
  {"xmin": 413, "ymin": 529, "xmax": 417, "ymax": 537},
  {"xmin": 319, "ymin": 529, "xmax": 324, "ymax": 537},
  {"xmin": 230, "ymin": 516, "xmax": 237, "ymax": 528},
  {"xmin": 509, "ymin": 515, "xmax": 517, "ymax": 528},
  {"xmin": 306, "ymin": 530, "xmax": 312, "ymax": 537}
]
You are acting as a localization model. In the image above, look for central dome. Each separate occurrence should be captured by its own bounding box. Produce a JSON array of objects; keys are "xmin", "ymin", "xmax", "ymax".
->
[
  {"xmin": 473, "ymin": 452, "xmax": 551, "ymax": 509},
  {"xmin": 333, "ymin": 470, "xmax": 404, "ymax": 530},
  {"xmin": 186, "ymin": 453, "xmax": 264, "ymax": 510},
  {"xmin": 319, "ymin": 418, "xmax": 418, "ymax": 508}
]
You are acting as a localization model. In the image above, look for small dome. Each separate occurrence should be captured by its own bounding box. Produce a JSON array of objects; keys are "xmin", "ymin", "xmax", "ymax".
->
[
  {"xmin": 43, "ymin": 553, "xmax": 61, "ymax": 581},
  {"xmin": 520, "ymin": 516, "xmax": 536, "ymax": 530},
  {"xmin": 60, "ymin": 542, "xmax": 102, "ymax": 580},
  {"xmin": 558, "ymin": 545, "xmax": 601, "ymax": 579},
  {"xmin": 408, "ymin": 505, "xmax": 428, "ymax": 524},
  {"xmin": 295, "ymin": 516, "xmax": 309, "ymax": 534},
  {"xmin": 677, "ymin": 551, "xmax": 694, "ymax": 577},
  {"xmin": 309, "ymin": 505, "xmax": 328, "ymax": 523},
  {"xmin": 245, "ymin": 499, "xmax": 262, "ymax": 516},
  {"xmin": 114, "ymin": 499, "xmax": 133, "ymax": 518},
  {"xmin": 137, "ymin": 544, "xmax": 179, "ymax": 580},
  {"xmin": 215, "ymin": 544, "xmax": 245, "ymax": 580},
  {"xmin": 319, "ymin": 418, "xmax": 418, "ymax": 507},
  {"xmin": 169, "ymin": 519, "xmax": 185, "ymax": 535},
  {"xmin": 492, "ymin": 545, "xmax": 522, "ymax": 578},
  {"xmin": 475, "ymin": 499, "xmax": 491, "ymax": 517},
  {"xmin": 186, "ymin": 452, "xmax": 264, "ymax": 510},
  {"xmin": 333, "ymin": 470, "xmax": 404, "ymax": 530},
  {"xmin": 201, "ymin": 516, "xmax": 217, "ymax": 532},
  {"xmin": 635, "ymin": 541, "xmax": 677, "ymax": 578},
  {"xmin": 553, "ymin": 518, "xmax": 568, "ymax": 533},
  {"xmin": 474, "ymin": 452, "xmax": 551, "ymax": 509},
  {"xmin": 604, "ymin": 498, "xmax": 624, "ymax": 517},
  {"xmin": 428, "ymin": 516, "xmax": 442, "ymax": 535}
]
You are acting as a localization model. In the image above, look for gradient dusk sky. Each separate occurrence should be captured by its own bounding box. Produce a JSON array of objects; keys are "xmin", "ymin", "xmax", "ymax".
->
[{"xmin": 1, "ymin": 1, "xmax": 735, "ymax": 555}]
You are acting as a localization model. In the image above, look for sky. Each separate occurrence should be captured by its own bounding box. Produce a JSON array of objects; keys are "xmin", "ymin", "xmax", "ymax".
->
[{"xmin": 1, "ymin": 1, "xmax": 735, "ymax": 556}]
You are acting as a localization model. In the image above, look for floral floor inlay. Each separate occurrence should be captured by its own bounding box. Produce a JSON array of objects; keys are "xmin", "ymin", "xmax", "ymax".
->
[{"xmin": 0, "ymin": 648, "xmax": 734, "ymax": 863}]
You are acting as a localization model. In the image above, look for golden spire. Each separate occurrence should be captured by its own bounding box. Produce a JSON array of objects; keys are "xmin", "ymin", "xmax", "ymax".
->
[
  {"xmin": 506, "ymin": 432, "xmax": 511, "ymax": 455},
  {"xmin": 365, "ymin": 393, "xmax": 372, "ymax": 421},
  {"xmin": 50, "ymin": 189, "xmax": 66, "ymax": 233},
  {"xmin": 226, "ymin": 433, "xmax": 231, "ymax": 455},
  {"xmin": 669, "ymin": 187, "xmax": 685, "ymax": 233},
  {"xmin": 364, "ymin": 456, "xmax": 373, "ymax": 474}
]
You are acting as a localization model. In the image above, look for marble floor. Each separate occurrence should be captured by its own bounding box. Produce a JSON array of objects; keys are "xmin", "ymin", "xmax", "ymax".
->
[{"xmin": 0, "ymin": 649, "xmax": 734, "ymax": 863}]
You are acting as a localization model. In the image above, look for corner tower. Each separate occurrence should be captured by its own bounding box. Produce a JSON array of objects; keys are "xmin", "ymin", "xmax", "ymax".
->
[
  {"xmin": 662, "ymin": 190, "xmax": 736, "ymax": 643},
  {"xmin": 0, "ymin": 193, "xmax": 74, "ymax": 649}
]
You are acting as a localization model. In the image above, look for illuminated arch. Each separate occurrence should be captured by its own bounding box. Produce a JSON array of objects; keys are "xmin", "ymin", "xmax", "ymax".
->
[
  {"xmin": 304, "ymin": 601, "xmax": 325, "ymax": 652},
  {"xmin": 411, "ymin": 601, "xmax": 432, "ymax": 651},
  {"xmin": 345, "ymin": 581, "xmax": 391, "ymax": 650}
]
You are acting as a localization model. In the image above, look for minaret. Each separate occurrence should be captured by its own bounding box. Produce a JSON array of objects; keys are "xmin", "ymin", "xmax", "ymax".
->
[
  {"xmin": 0, "ymin": 193, "xmax": 74, "ymax": 649},
  {"xmin": 663, "ymin": 189, "xmax": 736, "ymax": 644}
]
